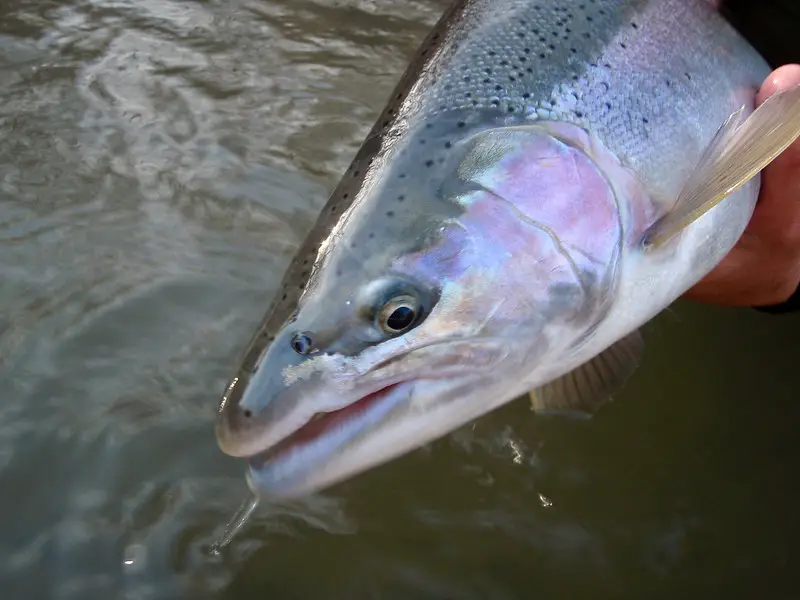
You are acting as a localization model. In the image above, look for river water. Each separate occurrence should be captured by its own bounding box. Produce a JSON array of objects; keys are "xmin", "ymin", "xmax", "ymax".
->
[{"xmin": 1, "ymin": 1, "xmax": 798, "ymax": 598}]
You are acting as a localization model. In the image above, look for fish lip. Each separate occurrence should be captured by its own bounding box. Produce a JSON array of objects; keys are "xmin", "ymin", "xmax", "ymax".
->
[
  {"xmin": 240, "ymin": 373, "xmax": 415, "ymax": 462},
  {"xmin": 245, "ymin": 378, "xmax": 417, "ymax": 491}
]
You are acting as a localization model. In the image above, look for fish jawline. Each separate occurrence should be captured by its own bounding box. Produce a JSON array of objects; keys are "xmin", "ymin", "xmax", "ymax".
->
[{"xmin": 247, "ymin": 381, "xmax": 412, "ymax": 472}]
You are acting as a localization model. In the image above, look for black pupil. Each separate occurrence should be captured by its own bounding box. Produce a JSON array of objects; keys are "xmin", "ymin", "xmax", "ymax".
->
[
  {"xmin": 291, "ymin": 332, "xmax": 312, "ymax": 355},
  {"xmin": 386, "ymin": 306, "xmax": 415, "ymax": 331}
]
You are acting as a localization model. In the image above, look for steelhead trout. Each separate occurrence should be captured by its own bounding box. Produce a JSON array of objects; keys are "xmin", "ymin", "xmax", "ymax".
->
[{"xmin": 215, "ymin": 0, "xmax": 800, "ymax": 498}]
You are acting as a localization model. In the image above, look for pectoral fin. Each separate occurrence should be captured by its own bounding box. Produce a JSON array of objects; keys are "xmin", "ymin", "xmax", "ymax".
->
[
  {"xmin": 529, "ymin": 329, "xmax": 644, "ymax": 417},
  {"xmin": 641, "ymin": 84, "xmax": 800, "ymax": 250}
]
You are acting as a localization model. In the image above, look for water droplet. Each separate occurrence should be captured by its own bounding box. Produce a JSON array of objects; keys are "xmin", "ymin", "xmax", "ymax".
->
[{"xmin": 122, "ymin": 543, "xmax": 147, "ymax": 572}]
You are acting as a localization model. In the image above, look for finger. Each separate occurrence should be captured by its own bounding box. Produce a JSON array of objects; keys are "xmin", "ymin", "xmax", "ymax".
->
[
  {"xmin": 750, "ymin": 64, "xmax": 800, "ymax": 250},
  {"xmin": 756, "ymin": 63, "xmax": 800, "ymax": 105}
]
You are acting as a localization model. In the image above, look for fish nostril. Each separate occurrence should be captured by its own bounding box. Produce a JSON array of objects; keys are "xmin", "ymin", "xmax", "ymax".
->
[
  {"xmin": 291, "ymin": 331, "xmax": 315, "ymax": 355},
  {"xmin": 243, "ymin": 409, "xmax": 252, "ymax": 418}
]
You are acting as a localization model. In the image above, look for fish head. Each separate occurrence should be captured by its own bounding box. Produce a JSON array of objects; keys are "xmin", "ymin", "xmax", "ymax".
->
[{"xmin": 216, "ymin": 116, "xmax": 620, "ymax": 498}]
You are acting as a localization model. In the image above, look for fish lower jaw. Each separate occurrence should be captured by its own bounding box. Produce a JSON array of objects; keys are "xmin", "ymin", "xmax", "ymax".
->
[{"xmin": 246, "ymin": 380, "xmax": 415, "ymax": 495}]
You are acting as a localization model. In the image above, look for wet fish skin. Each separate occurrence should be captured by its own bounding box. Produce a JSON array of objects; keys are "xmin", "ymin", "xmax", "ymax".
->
[{"xmin": 215, "ymin": 0, "xmax": 781, "ymax": 497}]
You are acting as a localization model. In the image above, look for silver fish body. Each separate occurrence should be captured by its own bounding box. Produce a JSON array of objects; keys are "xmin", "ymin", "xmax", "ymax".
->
[{"xmin": 215, "ymin": 0, "xmax": 779, "ymax": 497}]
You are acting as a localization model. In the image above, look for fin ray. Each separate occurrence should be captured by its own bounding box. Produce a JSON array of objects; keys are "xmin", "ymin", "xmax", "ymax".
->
[
  {"xmin": 529, "ymin": 329, "xmax": 644, "ymax": 416},
  {"xmin": 643, "ymin": 84, "xmax": 800, "ymax": 249}
]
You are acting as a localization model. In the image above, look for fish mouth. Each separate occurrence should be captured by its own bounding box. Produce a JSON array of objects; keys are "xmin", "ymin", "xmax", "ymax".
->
[{"xmin": 246, "ymin": 380, "xmax": 415, "ymax": 493}]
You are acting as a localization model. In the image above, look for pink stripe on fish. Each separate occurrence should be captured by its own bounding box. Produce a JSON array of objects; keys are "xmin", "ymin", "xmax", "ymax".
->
[{"xmin": 464, "ymin": 130, "xmax": 622, "ymax": 278}]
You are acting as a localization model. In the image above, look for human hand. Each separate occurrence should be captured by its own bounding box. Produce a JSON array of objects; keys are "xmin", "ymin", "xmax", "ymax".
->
[{"xmin": 683, "ymin": 64, "xmax": 800, "ymax": 307}]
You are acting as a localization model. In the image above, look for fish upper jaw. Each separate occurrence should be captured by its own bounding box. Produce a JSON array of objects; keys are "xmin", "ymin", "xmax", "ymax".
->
[{"xmin": 215, "ymin": 336, "xmax": 510, "ymax": 461}]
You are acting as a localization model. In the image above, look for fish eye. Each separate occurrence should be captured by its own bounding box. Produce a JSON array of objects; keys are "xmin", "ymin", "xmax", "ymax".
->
[{"xmin": 377, "ymin": 294, "xmax": 421, "ymax": 334}]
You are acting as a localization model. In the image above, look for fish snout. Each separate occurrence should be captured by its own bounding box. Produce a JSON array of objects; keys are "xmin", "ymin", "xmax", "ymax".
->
[
  {"xmin": 215, "ymin": 331, "xmax": 320, "ymax": 458},
  {"xmin": 215, "ymin": 373, "xmax": 275, "ymax": 458}
]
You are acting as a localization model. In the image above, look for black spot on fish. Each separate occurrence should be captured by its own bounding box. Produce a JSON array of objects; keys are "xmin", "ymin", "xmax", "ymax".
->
[
  {"xmin": 575, "ymin": 111, "xmax": 583, "ymax": 118},
  {"xmin": 397, "ymin": 194, "xmax": 405, "ymax": 201},
  {"xmin": 507, "ymin": 106, "xmax": 515, "ymax": 113},
  {"xmin": 491, "ymin": 99, "xmax": 500, "ymax": 106},
  {"xmin": 495, "ymin": 84, "xmax": 502, "ymax": 91},
  {"xmin": 369, "ymin": 232, "xmax": 375, "ymax": 239},
  {"xmin": 457, "ymin": 121, "xmax": 465, "ymax": 128},
  {"xmin": 425, "ymin": 160, "xmax": 434, "ymax": 167},
  {"xmin": 353, "ymin": 171, "xmax": 360, "ymax": 177},
  {"xmin": 522, "ymin": 92, "xmax": 530, "ymax": 99},
  {"xmin": 282, "ymin": 293, "xmax": 288, "ymax": 301},
  {"xmin": 642, "ymin": 117, "xmax": 649, "ymax": 124},
  {"xmin": 620, "ymin": 42, "xmax": 627, "ymax": 49},
  {"xmin": 444, "ymin": 141, "xmax": 452, "ymax": 149},
  {"xmin": 386, "ymin": 211, "xmax": 394, "ymax": 217},
  {"xmin": 484, "ymin": 68, "xmax": 492, "ymax": 74},
  {"xmin": 631, "ymin": 21, "xmax": 638, "ymax": 29},
  {"xmin": 343, "ymin": 193, "xmax": 349, "ymax": 199}
]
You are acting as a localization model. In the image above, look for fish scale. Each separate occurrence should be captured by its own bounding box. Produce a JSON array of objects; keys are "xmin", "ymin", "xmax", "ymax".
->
[{"xmin": 410, "ymin": 0, "xmax": 768, "ymax": 201}]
